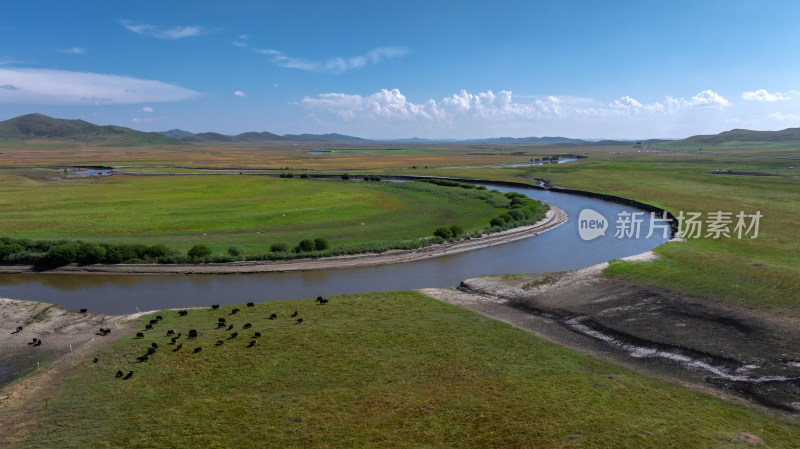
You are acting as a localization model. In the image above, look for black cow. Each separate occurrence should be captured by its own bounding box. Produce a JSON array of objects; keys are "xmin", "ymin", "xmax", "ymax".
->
[
  {"xmin": 178, "ymin": 310, "xmax": 188, "ymax": 316},
  {"xmin": 170, "ymin": 337, "xmax": 177, "ymax": 344},
  {"xmin": 149, "ymin": 319, "xmax": 158, "ymax": 325},
  {"xmin": 269, "ymin": 313, "xmax": 277, "ymax": 320},
  {"xmin": 243, "ymin": 323, "xmax": 252, "ymax": 329},
  {"xmin": 246, "ymin": 302, "xmax": 255, "ymax": 307},
  {"xmin": 166, "ymin": 329, "xmax": 175, "ymax": 336},
  {"xmin": 193, "ymin": 347, "xmax": 202, "ymax": 354},
  {"xmin": 216, "ymin": 339, "xmax": 224, "ymax": 346},
  {"xmin": 229, "ymin": 332, "xmax": 239, "ymax": 339},
  {"xmin": 226, "ymin": 324, "xmax": 233, "ymax": 331},
  {"xmin": 115, "ymin": 369, "xmax": 124, "ymax": 378},
  {"xmin": 291, "ymin": 310, "xmax": 298, "ymax": 318},
  {"xmin": 123, "ymin": 370, "xmax": 133, "ymax": 380},
  {"xmin": 188, "ymin": 329, "xmax": 198, "ymax": 339},
  {"xmin": 151, "ymin": 342, "xmax": 159, "ymax": 349},
  {"xmin": 136, "ymin": 332, "xmax": 144, "ymax": 339},
  {"xmin": 145, "ymin": 324, "xmax": 153, "ymax": 331},
  {"xmin": 295, "ymin": 318, "xmax": 303, "ymax": 324},
  {"xmin": 156, "ymin": 315, "xmax": 163, "ymax": 320},
  {"xmin": 211, "ymin": 304, "xmax": 220, "ymax": 310},
  {"xmin": 146, "ymin": 347, "xmax": 156, "ymax": 356},
  {"xmin": 80, "ymin": 308, "xmax": 88, "ymax": 313},
  {"xmin": 230, "ymin": 308, "xmax": 240, "ymax": 315},
  {"xmin": 253, "ymin": 332, "xmax": 261, "ymax": 338},
  {"xmin": 12, "ymin": 326, "xmax": 23, "ymax": 334},
  {"xmin": 93, "ymin": 358, "xmax": 99, "ymax": 363},
  {"xmin": 137, "ymin": 355, "xmax": 148, "ymax": 362},
  {"xmin": 218, "ymin": 317, "xmax": 226, "ymax": 323},
  {"xmin": 173, "ymin": 343, "xmax": 183, "ymax": 352},
  {"xmin": 247, "ymin": 340, "xmax": 257, "ymax": 348}
]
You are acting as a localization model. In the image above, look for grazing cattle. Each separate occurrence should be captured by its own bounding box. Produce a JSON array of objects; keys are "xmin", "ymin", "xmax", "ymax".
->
[
  {"xmin": 170, "ymin": 337, "xmax": 177, "ymax": 344},
  {"xmin": 253, "ymin": 332, "xmax": 261, "ymax": 338},
  {"xmin": 216, "ymin": 339, "xmax": 224, "ymax": 346},
  {"xmin": 178, "ymin": 310, "xmax": 188, "ymax": 316},
  {"xmin": 295, "ymin": 318, "xmax": 303, "ymax": 324},
  {"xmin": 247, "ymin": 340, "xmax": 257, "ymax": 348},
  {"xmin": 123, "ymin": 370, "xmax": 133, "ymax": 380},
  {"xmin": 243, "ymin": 323, "xmax": 252, "ymax": 329},
  {"xmin": 226, "ymin": 324, "xmax": 233, "ymax": 331},
  {"xmin": 193, "ymin": 347, "xmax": 202, "ymax": 354},
  {"xmin": 229, "ymin": 332, "xmax": 239, "ymax": 339},
  {"xmin": 247, "ymin": 302, "xmax": 255, "ymax": 307},
  {"xmin": 12, "ymin": 326, "xmax": 23, "ymax": 334},
  {"xmin": 291, "ymin": 310, "xmax": 298, "ymax": 318},
  {"xmin": 167, "ymin": 329, "xmax": 175, "ymax": 336},
  {"xmin": 217, "ymin": 322, "xmax": 226, "ymax": 329},
  {"xmin": 151, "ymin": 342, "xmax": 159, "ymax": 349},
  {"xmin": 98, "ymin": 328, "xmax": 111, "ymax": 336},
  {"xmin": 149, "ymin": 319, "xmax": 158, "ymax": 325},
  {"xmin": 156, "ymin": 315, "xmax": 163, "ymax": 321},
  {"xmin": 176, "ymin": 333, "xmax": 182, "ymax": 339},
  {"xmin": 145, "ymin": 324, "xmax": 153, "ymax": 331},
  {"xmin": 136, "ymin": 332, "xmax": 145, "ymax": 339},
  {"xmin": 80, "ymin": 308, "xmax": 88, "ymax": 313},
  {"xmin": 230, "ymin": 308, "xmax": 240, "ymax": 315},
  {"xmin": 173, "ymin": 343, "xmax": 183, "ymax": 352},
  {"xmin": 115, "ymin": 370, "xmax": 124, "ymax": 378},
  {"xmin": 269, "ymin": 313, "xmax": 277, "ymax": 320},
  {"xmin": 188, "ymin": 329, "xmax": 198, "ymax": 339},
  {"xmin": 146, "ymin": 347, "xmax": 156, "ymax": 356},
  {"xmin": 137, "ymin": 355, "xmax": 148, "ymax": 362},
  {"xmin": 33, "ymin": 339, "xmax": 42, "ymax": 347},
  {"xmin": 218, "ymin": 317, "xmax": 226, "ymax": 323},
  {"xmin": 316, "ymin": 296, "xmax": 328, "ymax": 304},
  {"xmin": 28, "ymin": 338, "xmax": 38, "ymax": 345},
  {"xmin": 211, "ymin": 304, "xmax": 220, "ymax": 310},
  {"xmin": 93, "ymin": 358, "xmax": 99, "ymax": 363}
]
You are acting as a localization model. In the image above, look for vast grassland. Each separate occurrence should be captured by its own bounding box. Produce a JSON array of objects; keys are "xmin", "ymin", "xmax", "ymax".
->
[
  {"xmin": 0, "ymin": 174, "xmax": 511, "ymax": 255},
  {"xmin": 7, "ymin": 292, "xmax": 800, "ymax": 449},
  {"xmin": 388, "ymin": 146, "xmax": 800, "ymax": 316}
]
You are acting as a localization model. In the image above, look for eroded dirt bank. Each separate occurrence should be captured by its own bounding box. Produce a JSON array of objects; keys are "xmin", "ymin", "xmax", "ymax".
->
[
  {"xmin": 0, "ymin": 207, "xmax": 565, "ymax": 275},
  {"xmin": 421, "ymin": 253, "xmax": 800, "ymax": 414},
  {"xmin": 0, "ymin": 298, "xmax": 140, "ymax": 445}
]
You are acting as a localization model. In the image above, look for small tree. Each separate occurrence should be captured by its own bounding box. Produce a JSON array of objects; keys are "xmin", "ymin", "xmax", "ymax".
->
[
  {"xmin": 490, "ymin": 217, "xmax": 505, "ymax": 227},
  {"xmin": 300, "ymin": 173, "xmax": 310, "ymax": 179},
  {"xmin": 76, "ymin": 242, "xmax": 107, "ymax": 265},
  {"xmin": 227, "ymin": 245, "xmax": 245, "ymax": 258},
  {"xmin": 270, "ymin": 243, "xmax": 289, "ymax": 253},
  {"xmin": 44, "ymin": 243, "xmax": 79, "ymax": 267},
  {"xmin": 341, "ymin": 173, "xmax": 351, "ymax": 180},
  {"xmin": 450, "ymin": 225, "xmax": 464, "ymax": 237},
  {"xmin": 145, "ymin": 244, "xmax": 170, "ymax": 260},
  {"xmin": 188, "ymin": 244, "xmax": 212, "ymax": 260},
  {"xmin": 433, "ymin": 227, "xmax": 453, "ymax": 239},
  {"xmin": 298, "ymin": 239, "xmax": 316, "ymax": 252},
  {"xmin": 313, "ymin": 238, "xmax": 330, "ymax": 251}
]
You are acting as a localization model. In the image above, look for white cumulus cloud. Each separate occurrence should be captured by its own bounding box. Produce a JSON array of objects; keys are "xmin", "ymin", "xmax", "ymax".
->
[
  {"xmin": 60, "ymin": 47, "xmax": 87, "ymax": 54},
  {"xmin": 769, "ymin": 112, "xmax": 800, "ymax": 121},
  {"xmin": 140, "ymin": 106, "xmax": 154, "ymax": 113},
  {"xmin": 253, "ymin": 46, "xmax": 408, "ymax": 73},
  {"xmin": 120, "ymin": 20, "xmax": 211, "ymax": 39},
  {"xmin": 0, "ymin": 67, "xmax": 199, "ymax": 105},
  {"xmin": 301, "ymin": 89, "xmax": 731, "ymax": 125},
  {"xmin": 234, "ymin": 90, "xmax": 247, "ymax": 97},
  {"xmin": 742, "ymin": 89, "xmax": 790, "ymax": 101}
]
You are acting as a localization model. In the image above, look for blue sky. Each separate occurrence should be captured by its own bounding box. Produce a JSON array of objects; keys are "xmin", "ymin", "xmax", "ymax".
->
[{"xmin": 1, "ymin": 0, "xmax": 799, "ymax": 139}]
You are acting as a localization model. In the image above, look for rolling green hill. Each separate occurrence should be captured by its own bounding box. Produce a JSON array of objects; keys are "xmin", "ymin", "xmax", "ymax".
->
[
  {"xmin": 663, "ymin": 127, "xmax": 800, "ymax": 148},
  {"xmin": 0, "ymin": 113, "xmax": 187, "ymax": 146}
]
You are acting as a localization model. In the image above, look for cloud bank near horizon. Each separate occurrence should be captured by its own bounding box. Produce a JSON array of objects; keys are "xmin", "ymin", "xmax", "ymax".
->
[
  {"xmin": 0, "ymin": 68, "xmax": 200, "ymax": 105},
  {"xmin": 253, "ymin": 46, "xmax": 408, "ymax": 73}
]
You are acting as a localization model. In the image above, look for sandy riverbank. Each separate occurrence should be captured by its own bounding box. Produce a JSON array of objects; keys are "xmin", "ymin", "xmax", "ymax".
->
[{"xmin": 0, "ymin": 206, "xmax": 566, "ymax": 275}]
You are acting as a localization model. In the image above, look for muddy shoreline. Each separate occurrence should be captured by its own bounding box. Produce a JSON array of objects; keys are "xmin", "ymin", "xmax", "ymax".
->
[
  {"xmin": 422, "ymin": 252, "xmax": 800, "ymax": 415},
  {"xmin": 0, "ymin": 207, "xmax": 566, "ymax": 275}
]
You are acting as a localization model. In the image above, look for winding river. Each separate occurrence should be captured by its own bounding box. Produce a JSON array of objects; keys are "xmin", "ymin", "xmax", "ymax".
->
[{"xmin": 0, "ymin": 184, "xmax": 669, "ymax": 314}]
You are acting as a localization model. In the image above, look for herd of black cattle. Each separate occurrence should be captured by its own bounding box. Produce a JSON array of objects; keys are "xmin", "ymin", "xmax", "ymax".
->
[{"xmin": 13, "ymin": 296, "xmax": 330, "ymax": 381}]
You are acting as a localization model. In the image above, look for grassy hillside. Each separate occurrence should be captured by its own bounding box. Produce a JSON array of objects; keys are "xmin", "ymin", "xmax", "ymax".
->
[
  {"xmin": 0, "ymin": 114, "xmax": 186, "ymax": 146},
  {"xmin": 7, "ymin": 292, "xmax": 800, "ymax": 448}
]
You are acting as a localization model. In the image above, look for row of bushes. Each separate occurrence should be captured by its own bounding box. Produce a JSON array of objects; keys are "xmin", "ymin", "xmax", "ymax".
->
[
  {"xmin": 269, "ymin": 237, "xmax": 330, "ymax": 254},
  {"xmin": 420, "ymin": 178, "xmax": 487, "ymax": 190}
]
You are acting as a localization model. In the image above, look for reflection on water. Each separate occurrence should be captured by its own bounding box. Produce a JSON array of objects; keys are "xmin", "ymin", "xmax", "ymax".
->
[{"xmin": 0, "ymin": 185, "xmax": 669, "ymax": 314}]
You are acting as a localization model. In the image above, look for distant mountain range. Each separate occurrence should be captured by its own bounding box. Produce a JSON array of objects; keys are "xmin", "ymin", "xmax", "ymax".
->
[
  {"xmin": 161, "ymin": 129, "xmax": 368, "ymax": 143},
  {"xmin": 0, "ymin": 113, "xmax": 185, "ymax": 146},
  {"xmin": 2, "ymin": 113, "xmax": 799, "ymax": 147}
]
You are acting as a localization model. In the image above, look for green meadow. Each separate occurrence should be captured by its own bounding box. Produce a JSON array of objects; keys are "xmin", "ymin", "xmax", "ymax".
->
[
  {"xmin": 386, "ymin": 149, "xmax": 800, "ymax": 316},
  {"xmin": 7, "ymin": 292, "xmax": 800, "ymax": 449},
  {"xmin": 0, "ymin": 174, "xmax": 513, "ymax": 255}
]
